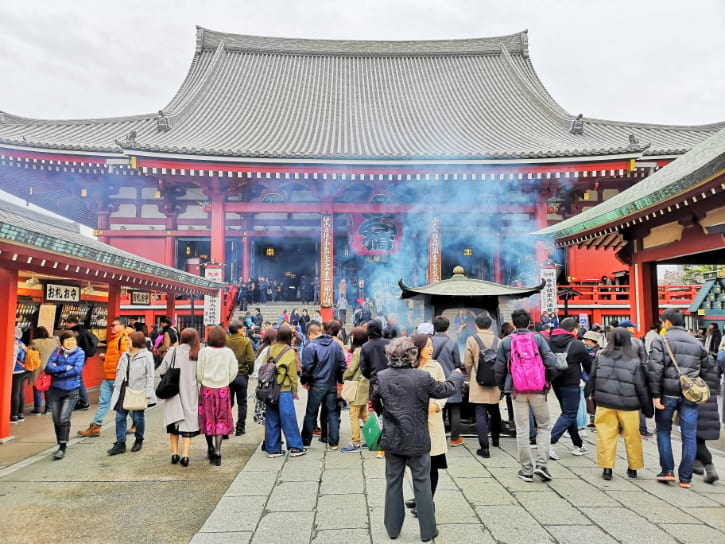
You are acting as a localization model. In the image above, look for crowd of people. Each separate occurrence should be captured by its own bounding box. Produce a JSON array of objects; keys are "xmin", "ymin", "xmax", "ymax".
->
[{"xmin": 8, "ymin": 304, "xmax": 725, "ymax": 542}]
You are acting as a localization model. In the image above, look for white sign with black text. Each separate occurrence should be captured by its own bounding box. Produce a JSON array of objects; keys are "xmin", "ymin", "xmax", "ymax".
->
[
  {"xmin": 203, "ymin": 268, "xmax": 223, "ymax": 326},
  {"xmin": 539, "ymin": 267, "xmax": 558, "ymax": 317}
]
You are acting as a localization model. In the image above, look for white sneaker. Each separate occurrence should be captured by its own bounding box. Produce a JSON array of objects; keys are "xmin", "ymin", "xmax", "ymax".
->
[
  {"xmin": 571, "ymin": 445, "xmax": 589, "ymax": 456},
  {"xmin": 549, "ymin": 445, "xmax": 560, "ymax": 460}
]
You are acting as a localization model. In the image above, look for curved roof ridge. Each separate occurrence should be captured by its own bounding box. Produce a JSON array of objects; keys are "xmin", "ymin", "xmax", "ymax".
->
[
  {"xmin": 585, "ymin": 116, "xmax": 725, "ymax": 132},
  {"xmin": 0, "ymin": 110, "xmax": 154, "ymax": 126},
  {"xmin": 195, "ymin": 26, "xmax": 530, "ymax": 57},
  {"xmin": 164, "ymin": 40, "xmax": 228, "ymax": 116},
  {"xmin": 498, "ymin": 45, "xmax": 569, "ymax": 120}
]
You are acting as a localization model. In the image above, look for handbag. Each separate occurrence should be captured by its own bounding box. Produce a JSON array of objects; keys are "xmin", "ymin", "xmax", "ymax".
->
[
  {"xmin": 362, "ymin": 412, "xmax": 383, "ymax": 451},
  {"xmin": 155, "ymin": 348, "xmax": 180, "ymax": 399},
  {"xmin": 35, "ymin": 371, "xmax": 52, "ymax": 392},
  {"xmin": 341, "ymin": 380, "xmax": 359, "ymax": 402},
  {"xmin": 117, "ymin": 353, "xmax": 148, "ymax": 411},
  {"xmin": 662, "ymin": 336, "xmax": 710, "ymax": 405}
]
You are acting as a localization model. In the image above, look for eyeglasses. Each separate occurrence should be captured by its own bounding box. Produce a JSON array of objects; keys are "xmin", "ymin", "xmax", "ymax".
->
[{"xmin": 112, "ymin": 323, "xmax": 122, "ymax": 327}]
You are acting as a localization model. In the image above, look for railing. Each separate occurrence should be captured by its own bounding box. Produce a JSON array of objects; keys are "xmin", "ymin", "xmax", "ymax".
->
[{"xmin": 557, "ymin": 284, "xmax": 699, "ymax": 306}]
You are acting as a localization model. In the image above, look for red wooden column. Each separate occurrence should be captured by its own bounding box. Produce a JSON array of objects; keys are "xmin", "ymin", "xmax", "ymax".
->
[
  {"xmin": 0, "ymin": 266, "xmax": 19, "ymax": 442},
  {"xmin": 632, "ymin": 259, "xmax": 658, "ymax": 337},
  {"xmin": 96, "ymin": 212, "xmax": 110, "ymax": 244},
  {"xmin": 320, "ymin": 212, "xmax": 334, "ymax": 322},
  {"xmin": 210, "ymin": 199, "xmax": 226, "ymax": 277},
  {"xmin": 107, "ymin": 284, "xmax": 122, "ymax": 333},
  {"xmin": 494, "ymin": 236, "xmax": 503, "ymax": 284},
  {"xmin": 535, "ymin": 201, "xmax": 549, "ymax": 264},
  {"xmin": 164, "ymin": 212, "xmax": 178, "ymax": 268},
  {"xmin": 428, "ymin": 216, "xmax": 442, "ymax": 283},
  {"xmin": 167, "ymin": 292, "xmax": 177, "ymax": 325},
  {"xmin": 240, "ymin": 215, "xmax": 251, "ymax": 282}
]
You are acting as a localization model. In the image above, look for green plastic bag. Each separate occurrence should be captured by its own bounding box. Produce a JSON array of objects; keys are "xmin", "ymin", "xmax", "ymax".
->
[{"xmin": 362, "ymin": 412, "xmax": 382, "ymax": 451}]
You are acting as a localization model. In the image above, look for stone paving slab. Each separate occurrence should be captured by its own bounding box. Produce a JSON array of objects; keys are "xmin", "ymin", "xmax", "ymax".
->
[{"xmin": 191, "ymin": 392, "xmax": 725, "ymax": 543}]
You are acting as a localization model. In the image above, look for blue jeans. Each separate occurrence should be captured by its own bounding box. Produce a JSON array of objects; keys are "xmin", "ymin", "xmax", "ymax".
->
[
  {"xmin": 301, "ymin": 384, "xmax": 340, "ymax": 447},
  {"xmin": 655, "ymin": 396, "xmax": 698, "ymax": 481},
  {"xmin": 92, "ymin": 379, "xmax": 115, "ymax": 426},
  {"xmin": 550, "ymin": 386, "xmax": 583, "ymax": 448},
  {"xmin": 47, "ymin": 388, "xmax": 79, "ymax": 444},
  {"xmin": 265, "ymin": 391, "xmax": 304, "ymax": 453},
  {"xmin": 115, "ymin": 409, "xmax": 145, "ymax": 443}
]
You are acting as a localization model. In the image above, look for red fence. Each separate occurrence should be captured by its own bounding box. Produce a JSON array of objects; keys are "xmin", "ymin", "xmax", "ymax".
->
[{"xmin": 557, "ymin": 284, "xmax": 699, "ymax": 306}]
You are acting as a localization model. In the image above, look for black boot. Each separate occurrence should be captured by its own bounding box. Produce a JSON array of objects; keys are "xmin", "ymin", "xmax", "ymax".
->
[
  {"xmin": 108, "ymin": 441, "xmax": 126, "ymax": 456},
  {"xmin": 131, "ymin": 439, "xmax": 143, "ymax": 452},
  {"xmin": 602, "ymin": 468, "xmax": 612, "ymax": 480}
]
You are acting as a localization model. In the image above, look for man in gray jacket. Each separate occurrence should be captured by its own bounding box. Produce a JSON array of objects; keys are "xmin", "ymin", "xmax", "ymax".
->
[{"xmin": 648, "ymin": 308, "xmax": 710, "ymax": 487}]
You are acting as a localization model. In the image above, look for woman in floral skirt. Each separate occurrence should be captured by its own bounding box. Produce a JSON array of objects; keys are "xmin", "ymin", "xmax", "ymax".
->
[{"xmin": 197, "ymin": 326, "xmax": 238, "ymax": 466}]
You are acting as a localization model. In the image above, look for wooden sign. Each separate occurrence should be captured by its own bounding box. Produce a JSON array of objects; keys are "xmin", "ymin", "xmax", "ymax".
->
[
  {"xmin": 130, "ymin": 291, "xmax": 151, "ymax": 305},
  {"xmin": 45, "ymin": 283, "xmax": 80, "ymax": 303}
]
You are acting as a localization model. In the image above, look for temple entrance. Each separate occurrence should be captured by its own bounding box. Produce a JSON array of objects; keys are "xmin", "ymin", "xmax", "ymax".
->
[{"xmin": 251, "ymin": 237, "xmax": 317, "ymax": 301}]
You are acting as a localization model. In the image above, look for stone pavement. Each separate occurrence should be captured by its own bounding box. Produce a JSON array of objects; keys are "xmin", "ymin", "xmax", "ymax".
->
[{"xmin": 191, "ymin": 400, "xmax": 725, "ymax": 544}]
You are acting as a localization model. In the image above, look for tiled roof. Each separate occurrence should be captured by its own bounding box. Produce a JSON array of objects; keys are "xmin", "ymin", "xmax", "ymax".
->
[
  {"xmin": 399, "ymin": 271, "xmax": 545, "ymax": 299},
  {"xmin": 0, "ymin": 200, "xmax": 222, "ymax": 292},
  {"xmin": 0, "ymin": 27, "xmax": 722, "ymax": 160},
  {"xmin": 535, "ymin": 127, "xmax": 725, "ymax": 241}
]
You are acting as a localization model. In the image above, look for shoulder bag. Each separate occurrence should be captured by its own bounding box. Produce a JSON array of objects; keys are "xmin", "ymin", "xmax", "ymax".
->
[
  {"xmin": 662, "ymin": 336, "xmax": 710, "ymax": 404},
  {"xmin": 119, "ymin": 353, "xmax": 149, "ymax": 411},
  {"xmin": 155, "ymin": 348, "xmax": 180, "ymax": 399}
]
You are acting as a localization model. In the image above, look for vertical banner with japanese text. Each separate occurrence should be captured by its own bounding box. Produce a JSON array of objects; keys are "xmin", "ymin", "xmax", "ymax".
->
[
  {"xmin": 539, "ymin": 267, "xmax": 558, "ymax": 317},
  {"xmin": 320, "ymin": 214, "xmax": 334, "ymax": 308},
  {"xmin": 428, "ymin": 216, "xmax": 442, "ymax": 283},
  {"xmin": 203, "ymin": 265, "xmax": 223, "ymax": 326}
]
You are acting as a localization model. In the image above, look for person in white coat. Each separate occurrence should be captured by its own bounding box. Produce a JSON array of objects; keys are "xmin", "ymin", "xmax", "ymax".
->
[
  {"xmin": 159, "ymin": 328, "xmax": 201, "ymax": 466},
  {"xmin": 108, "ymin": 331, "xmax": 157, "ymax": 456}
]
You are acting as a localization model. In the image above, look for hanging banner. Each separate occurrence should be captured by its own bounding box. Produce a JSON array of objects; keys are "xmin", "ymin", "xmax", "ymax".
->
[
  {"xmin": 348, "ymin": 213, "xmax": 402, "ymax": 256},
  {"xmin": 203, "ymin": 266, "xmax": 223, "ymax": 326},
  {"xmin": 428, "ymin": 217, "xmax": 442, "ymax": 283},
  {"xmin": 540, "ymin": 267, "xmax": 558, "ymax": 316},
  {"xmin": 320, "ymin": 214, "xmax": 334, "ymax": 308}
]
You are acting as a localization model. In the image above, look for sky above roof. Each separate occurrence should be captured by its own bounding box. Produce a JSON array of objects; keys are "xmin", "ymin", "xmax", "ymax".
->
[{"xmin": 0, "ymin": 0, "xmax": 723, "ymax": 126}]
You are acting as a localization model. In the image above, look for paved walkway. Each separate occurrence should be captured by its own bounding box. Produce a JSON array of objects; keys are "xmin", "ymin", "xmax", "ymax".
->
[{"xmin": 191, "ymin": 400, "xmax": 725, "ymax": 544}]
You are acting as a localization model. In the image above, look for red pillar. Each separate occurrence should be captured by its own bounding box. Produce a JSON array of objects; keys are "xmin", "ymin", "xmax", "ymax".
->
[
  {"xmin": 494, "ymin": 237, "xmax": 503, "ymax": 284},
  {"xmin": 107, "ymin": 285, "xmax": 121, "ymax": 336},
  {"xmin": 632, "ymin": 260, "xmax": 658, "ymax": 337},
  {"xmin": 96, "ymin": 212, "xmax": 110, "ymax": 244},
  {"xmin": 210, "ymin": 199, "xmax": 225, "ymax": 279},
  {"xmin": 0, "ymin": 267, "xmax": 19, "ymax": 441},
  {"xmin": 165, "ymin": 213, "xmax": 178, "ymax": 268},
  {"xmin": 241, "ymin": 234, "xmax": 251, "ymax": 282},
  {"xmin": 320, "ymin": 212, "xmax": 334, "ymax": 322},
  {"xmin": 167, "ymin": 293, "xmax": 177, "ymax": 325},
  {"xmin": 535, "ymin": 202, "xmax": 549, "ymax": 264}
]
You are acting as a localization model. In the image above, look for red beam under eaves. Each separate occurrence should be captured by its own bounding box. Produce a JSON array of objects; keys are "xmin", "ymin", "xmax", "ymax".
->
[{"xmin": 221, "ymin": 202, "xmax": 535, "ymax": 214}]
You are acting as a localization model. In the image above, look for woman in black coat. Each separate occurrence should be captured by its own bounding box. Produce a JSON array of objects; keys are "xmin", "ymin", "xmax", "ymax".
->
[
  {"xmin": 692, "ymin": 340, "xmax": 724, "ymax": 484},
  {"xmin": 372, "ymin": 337, "xmax": 464, "ymax": 543},
  {"xmin": 585, "ymin": 328, "xmax": 652, "ymax": 481}
]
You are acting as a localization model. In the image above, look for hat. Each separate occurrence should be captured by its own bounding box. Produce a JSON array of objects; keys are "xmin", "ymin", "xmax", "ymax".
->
[
  {"xmin": 583, "ymin": 331, "xmax": 600, "ymax": 342},
  {"xmin": 618, "ymin": 320, "xmax": 638, "ymax": 329},
  {"xmin": 416, "ymin": 322, "xmax": 435, "ymax": 336}
]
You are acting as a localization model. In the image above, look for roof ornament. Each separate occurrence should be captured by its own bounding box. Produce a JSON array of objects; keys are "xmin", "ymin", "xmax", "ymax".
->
[
  {"xmin": 569, "ymin": 114, "xmax": 584, "ymax": 135},
  {"xmin": 115, "ymin": 130, "xmax": 138, "ymax": 147},
  {"xmin": 156, "ymin": 110, "xmax": 171, "ymax": 132}
]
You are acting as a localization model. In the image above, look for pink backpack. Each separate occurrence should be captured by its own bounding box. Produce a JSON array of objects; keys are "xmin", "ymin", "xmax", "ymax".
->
[{"xmin": 509, "ymin": 333, "xmax": 546, "ymax": 393}]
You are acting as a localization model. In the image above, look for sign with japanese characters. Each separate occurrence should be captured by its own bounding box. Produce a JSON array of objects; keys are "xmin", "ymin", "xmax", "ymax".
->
[
  {"xmin": 130, "ymin": 291, "xmax": 151, "ymax": 305},
  {"xmin": 320, "ymin": 214, "xmax": 334, "ymax": 308},
  {"xmin": 203, "ymin": 266, "xmax": 223, "ymax": 325},
  {"xmin": 44, "ymin": 283, "xmax": 80, "ymax": 303},
  {"xmin": 348, "ymin": 213, "xmax": 402, "ymax": 256},
  {"xmin": 428, "ymin": 217, "xmax": 442, "ymax": 283},
  {"xmin": 539, "ymin": 267, "xmax": 558, "ymax": 316}
]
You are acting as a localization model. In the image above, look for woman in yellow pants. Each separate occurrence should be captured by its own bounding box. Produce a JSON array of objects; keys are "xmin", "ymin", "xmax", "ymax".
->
[{"xmin": 585, "ymin": 328, "xmax": 653, "ymax": 480}]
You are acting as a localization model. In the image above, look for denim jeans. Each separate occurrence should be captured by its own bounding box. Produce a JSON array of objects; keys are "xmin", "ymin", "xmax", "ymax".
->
[
  {"xmin": 47, "ymin": 388, "xmax": 79, "ymax": 444},
  {"xmin": 115, "ymin": 409, "xmax": 145, "ymax": 443},
  {"xmin": 230, "ymin": 375, "xmax": 249, "ymax": 431},
  {"xmin": 302, "ymin": 384, "xmax": 340, "ymax": 446},
  {"xmin": 33, "ymin": 387, "xmax": 45, "ymax": 412},
  {"xmin": 655, "ymin": 396, "xmax": 698, "ymax": 481},
  {"xmin": 550, "ymin": 386, "xmax": 583, "ymax": 448},
  {"xmin": 446, "ymin": 403, "xmax": 462, "ymax": 441},
  {"xmin": 78, "ymin": 380, "xmax": 88, "ymax": 404},
  {"xmin": 92, "ymin": 379, "xmax": 115, "ymax": 426},
  {"xmin": 10, "ymin": 372, "xmax": 29, "ymax": 418},
  {"xmin": 265, "ymin": 391, "xmax": 304, "ymax": 453}
]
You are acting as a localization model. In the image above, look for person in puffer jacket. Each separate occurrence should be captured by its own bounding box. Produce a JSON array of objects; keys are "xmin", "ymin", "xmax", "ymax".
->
[
  {"xmin": 586, "ymin": 328, "xmax": 652, "ymax": 481},
  {"xmin": 648, "ymin": 308, "xmax": 711, "ymax": 488},
  {"xmin": 372, "ymin": 336, "xmax": 464, "ymax": 543},
  {"xmin": 44, "ymin": 331, "xmax": 86, "ymax": 460}
]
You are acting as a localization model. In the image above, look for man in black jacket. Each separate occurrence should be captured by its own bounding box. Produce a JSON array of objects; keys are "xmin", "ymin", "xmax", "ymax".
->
[
  {"xmin": 548, "ymin": 317, "xmax": 592, "ymax": 461},
  {"xmin": 648, "ymin": 308, "xmax": 710, "ymax": 487},
  {"xmin": 360, "ymin": 320, "xmax": 390, "ymax": 389}
]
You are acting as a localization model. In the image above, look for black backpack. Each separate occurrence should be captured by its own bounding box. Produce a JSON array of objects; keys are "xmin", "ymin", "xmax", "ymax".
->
[
  {"xmin": 255, "ymin": 347, "xmax": 291, "ymax": 405},
  {"xmin": 473, "ymin": 335, "xmax": 499, "ymax": 387},
  {"xmin": 78, "ymin": 329, "xmax": 99, "ymax": 359}
]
